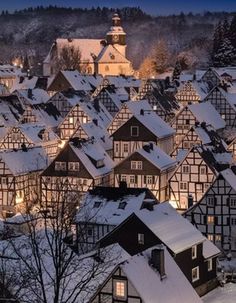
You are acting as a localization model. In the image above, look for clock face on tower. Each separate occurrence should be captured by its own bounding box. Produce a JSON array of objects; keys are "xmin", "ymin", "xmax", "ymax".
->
[{"xmin": 112, "ymin": 34, "xmax": 119, "ymax": 43}]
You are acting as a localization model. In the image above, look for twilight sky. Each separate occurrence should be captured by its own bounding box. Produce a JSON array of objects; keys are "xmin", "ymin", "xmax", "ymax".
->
[{"xmin": 1, "ymin": 0, "xmax": 236, "ymax": 15}]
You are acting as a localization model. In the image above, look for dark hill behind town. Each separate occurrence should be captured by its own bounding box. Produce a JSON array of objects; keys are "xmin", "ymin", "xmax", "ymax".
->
[{"xmin": 0, "ymin": 6, "xmax": 234, "ymax": 72}]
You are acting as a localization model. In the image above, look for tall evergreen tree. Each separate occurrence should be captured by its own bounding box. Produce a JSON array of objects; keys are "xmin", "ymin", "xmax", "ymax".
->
[
  {"xmin": 214, "ymin": 38, "xmax": 236, "ymax": 66},
  {"xmin": 230, "ymin": 16, "xmax": 236, "ymax": 48}
]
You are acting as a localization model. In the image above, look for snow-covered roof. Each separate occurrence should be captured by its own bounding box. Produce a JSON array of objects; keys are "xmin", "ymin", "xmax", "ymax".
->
[
  {"xmin": 76, "ymin": 121, "xmax": 112, "ymax": 151},
  {"xmin": 202, "ymin": 240, "xmax": 220, "ymax": 259},
  {"xmin": 30, "ymin": 103, "xmax": 63, "ymax": 128},
  {"xmin": 76, "ymin": 189, "xmax": 153, "ymax": 225},
  {"xmin": 0, "ymin": 146, "xmax": 49, "ymax": 176},
  {"xmin": 213, "ymin": 67, "xmax": 236, "ymax": 80},
  {"xmin": 104, "ymin": 75, "xmax": 141, "ymax": 88},
  {"xmin": 15, "ymin": 88, "xmax": 50, "ymax": 105},
  {"xmin": 133, "ymin": 110, "xmax": 175, "ymax": 139},
  {"xmin": 135, "ymin": 143, "xmax": 177, "ymax": 171},
  {"xmin": 188, "ymin": 102, "xmax": 226, "ymax": 130},
  {"xmin": 55, "ymin": 38, "xmax": 104, "ymax": 63},
  {"xmin": 16, "ymin": 123, "xmax": 59, "ymax": 144},
  {"xmin": 70, "ymin": 140, "xmax": 114, "ymax": 179},
  {"xmin": 61, "ymin": 71, "xmax": 93, "ymax": 91},
  {"xmin": 121, "ymin": 246, "xmax": 203, "ymax": 303},
  {"xmin": 179, "ymin": 73, "xmax": 193, "ymax": 82},
  {"xmin": 203, "ymin": 283, "xmax": 236, "ymax": 303},
  {"xmin": 136, "ymin": 202, "xmax": 206, "ymax": 254},
  {"xmin": 220, "ymin": 168, "xmax": 236, "ymax": 192},
  {"xmin": 10, "ymin": 76, "xmax": 38, "ymax": 92}
]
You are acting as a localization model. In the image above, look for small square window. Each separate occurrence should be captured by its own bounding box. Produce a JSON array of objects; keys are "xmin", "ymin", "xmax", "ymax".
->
[
  {"xmin": 182, "ymin": 165, "xmax": 190, "ymax": 173},
  {"xmin": 138, "ymin": 233, "xmax": 144, "ymax": 245},
  {"xmin": 230, "ymin": 197, "xmax": 236, "ymax": 207},
  {"xmin": 131, "ymin": 126, "xmax": 139, "ymax": 137},
  {"xmin": 207, "ymin": 216, "xmax": 214, "ymax": 224},
  {"xmin": 87, "ymin": 228, "xmax": 93, "ymax": 236},
  {"xmin": 93, "ymin": 201, "xmax": 102, "ymax": 208},
  {"xmin": 200, "ymin": 167, "xmax": 206, "ymax": 174},
  {"xmin": 192, "ymin": 266, "xmax": 199, "ymax": 282},
  {"xmin": 180, "ymin": 182, "xmax": 187, "ymax": 190},
  {"xmin": 208, "ymin": 234, "xmax": 214, "ymax": 241},
  {"xmin": 231, "ymin": 217, "xmax": 236, "ymax": 225},
  {"xmin": 215, "ymin": 235, "xmax": 221, "ymax": 242},
  {"xmin": 207, "ymin": 196, "xmax": 215, "ymax": 207}
]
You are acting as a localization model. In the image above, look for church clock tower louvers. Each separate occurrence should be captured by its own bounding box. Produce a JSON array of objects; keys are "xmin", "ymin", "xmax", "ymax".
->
[{"xmin": 106, "ymin": 13, "xmax": 127, "ymax": 57}]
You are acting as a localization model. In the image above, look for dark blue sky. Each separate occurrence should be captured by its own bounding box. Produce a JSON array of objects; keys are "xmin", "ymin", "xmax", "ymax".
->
[{"xmin": 1, "ymin": 0, "xmax": 236, "ymax": 15}]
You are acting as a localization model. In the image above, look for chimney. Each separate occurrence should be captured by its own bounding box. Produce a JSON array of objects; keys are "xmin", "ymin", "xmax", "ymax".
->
[
  {"xmin": 140, "ymin": 109, "xmax": 144, "ymax": 115},
  {"xmin": 195, "ymin": 121, "xmax": 200, "ymax": 127},
  {"xmin": 28, "ymin": 88, "xmax": 33, "ymax": 99},
  {"xmin": 151, "ymin": 247, "xmax": 166, "ymax": 280},
  {"xmin": 200, "ymin": 121, "xmax": 206, "ymax": 129},
  {"xmin": 93, "ymin": 119, "xmax": 98, "ymax": 126},
  {"xmin": 143, "ymin": 144, "xmax": 150, "ymax": 153},
  {"xmin": 149, "ymin": 143, "xmax": 153, "ymax": 150},
  {"xmin": 94, "ymin": 99, "xmax": 100, "ymax": 112}
]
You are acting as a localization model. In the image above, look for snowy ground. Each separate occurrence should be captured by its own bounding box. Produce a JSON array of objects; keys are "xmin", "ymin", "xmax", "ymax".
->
[{"xmin": 203, "ymin": 283, "xmax": 236, "ymax": 303}]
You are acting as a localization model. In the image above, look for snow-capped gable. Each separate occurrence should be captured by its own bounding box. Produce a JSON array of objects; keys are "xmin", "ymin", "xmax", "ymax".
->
[
  {"xmin": 136, "ymin": 202, "xmax": 205, "ymax": 254},
  {"xmin": 121, "ymin": 246, "xmax": 203, "ymax": 303},
  {"xmin": 0, "ymin": 146, "xmax": 49, "ymax": 176},
  {"xmin": 96, "ymin": 44, "xmax": 130, "ymax": 64},
  {"xmin": 188, "ymin": 102, "xmax": 226, "ymax": 130}
]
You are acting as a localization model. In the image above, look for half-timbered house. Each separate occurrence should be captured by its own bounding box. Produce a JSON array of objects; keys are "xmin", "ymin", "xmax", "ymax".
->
[
  {"xmin": 47, "ymin": 89, "xmax": 90, "ymax": 118},
  {"xmin": 204, "ymin": 86, "xmax": 236, "ymax": 127},
  {"xmin": 184, "ymin": 168, "xmax": 236, "ymax": 255},
  {"xmin": 47, "ymin": 70, "xmax": 93, "ymax": 96},
  {"xmin": 171, "ymin": 102, "xmax": 225, "ymax": 147},
  {"xmin": 175, "ymin": 81, "xmax": 209, "ymax": 106},
  {"xmin": 112, "ymin": 109, "xmax": 175, "ymax": 162},
  {"xmin": 169, "ymin": 144, "xmax": 233, "ymax": 212},
  {"xmin": 201, "ymin": 67, "xmax": 236, "ymax": 89},
  {"xmin": 99, "ymin": 202, "xmax": 220, "ymax": 296},
  {"xmin": 57, "ymin": 98, "xmax": 112, "ymax": 141},
  {"xmin": 113, "ymin": 143, "xmax": 176, "ymax": 201},
  {"xmin": 94, "ymin": 85, "xmax": 129, "ymax": 116},
  {"xmin": 73, "ymin": 186, "xmax": 157, "ymax": 253},
  {"xmin": 0, "ymin": 123, "xmax": 59, "ymax": 159},
  {"xmin": 88, "ymin": 245, "xmax": 203, "ymax": 303},
  {"xmin": 73, "ymin": 120, "xmax": 113, "ymax": 156},
  {"xmin": 41, "ymin": 138, "xmax": 114, "ymax": 207},
  {"xmin": 0, "ymin": 146, "xmax": 49, "ymax": 216},
  {"xmin": 228, "ymin": 137, "xmax": 236, "ymax": 161}
]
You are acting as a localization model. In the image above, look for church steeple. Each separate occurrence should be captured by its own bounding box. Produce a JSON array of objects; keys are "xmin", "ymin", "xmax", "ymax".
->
[{"xmin": 106, "ymin": 13, "xmax": 126, "ymax": 47}]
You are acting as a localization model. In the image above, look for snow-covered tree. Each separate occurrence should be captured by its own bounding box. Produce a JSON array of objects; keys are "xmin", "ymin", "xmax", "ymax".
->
[
  {"xmin": 172, "ymin": 60, "xmax": 182, "ymax": 80},
  {"xmin": 229, "ymin": 16, "xmax": 236, "ymax": 48},
  {"xmin": 214, "ymin": 38, "xmax": 236, "ymax": 67}
]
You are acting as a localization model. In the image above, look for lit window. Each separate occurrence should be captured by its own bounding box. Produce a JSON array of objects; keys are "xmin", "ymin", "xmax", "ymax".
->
[
  {"xmin": 207, "ymin": 258, "xmax": 213, "ymax": 271},
  {"xmin": 121, "ymin": 175, "xmax": 127, "ymax": 182},
  {"xmin": 68, "ymin": 162, "xmax": 80, "ymax": 171},
  {"xmin": 207, "ymin": 216, "xmax": 214, "ymax": 224},
  {"xmin": 180, "ymin": 182, "xmax": 187, "ymax": 190},
  {"xmin": 192, "ymin": 266, "xmax": 199, "ymax": 282},
  {"xmin": 138, "ymin": 233, "xmax": 144, "ymax": 245},
  {"xmin": 55, "ymin": 161, "xmax": 67, "ymax": 171},
  {"xmin": 130, "ymin": 126, "xmax": 139, "ymax": 137},
  {"xmin": 192, "ymin": 245, "xmax": 197, "ymax": 259},
  {"xmin": 69, "ymin": 117, "xmax": 74, "ymax": 124},
  {"xmin": 215, "ymin": 235, "xmax": 221, "ymax": 242},
  {"xmin": 11, "ymin": 132, "xmax": 21, "ymax": 141},
  {"xmin": 114, "ymin": 280, "xmax": 126, "ymax": 298},
  {"xmin": 129, "ymin": 175, "xmax": 136, "ymax": 184},
  {"xmin": 208, "ymin": 234, "xmax": 214, "ymax": 241}
]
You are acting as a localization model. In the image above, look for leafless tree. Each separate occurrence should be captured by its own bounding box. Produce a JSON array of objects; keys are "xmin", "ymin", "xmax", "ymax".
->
[
  {"xmin": 54, "ymin": 45, "xmax": 82, "ymax": 73},
  {"xmin": 0, "ymin": 182, "xmax": 118, "ymax": 303}
]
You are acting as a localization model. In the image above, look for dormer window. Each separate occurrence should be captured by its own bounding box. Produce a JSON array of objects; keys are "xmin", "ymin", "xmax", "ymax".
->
[
  {"xmin": 118, "ymin": 201, "xmax": 127, "ymax": 210},
  {"xmin": 93, "ymin": 201, "xmax": 102, "ymax": 208},
  {"xmin": 96, "ymin": 159, "xmax": 104, "ymax": 168}
]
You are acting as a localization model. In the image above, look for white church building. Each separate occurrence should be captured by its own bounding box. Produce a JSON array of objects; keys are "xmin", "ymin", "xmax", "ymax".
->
[{"xmin": 43, "ymin": 13, "xmax": 134, "ymax": 77}]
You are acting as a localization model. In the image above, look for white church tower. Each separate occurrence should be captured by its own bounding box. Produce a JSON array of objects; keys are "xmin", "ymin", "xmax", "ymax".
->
[{"xmin": 106, "ymin": 13, "xmax": 127, "ymax": 57}]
